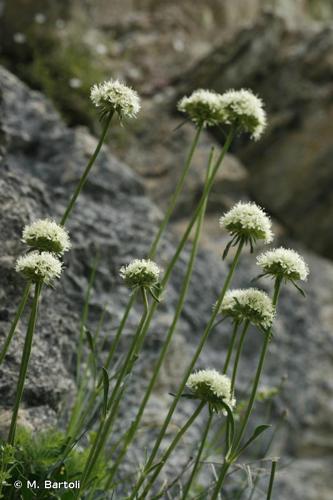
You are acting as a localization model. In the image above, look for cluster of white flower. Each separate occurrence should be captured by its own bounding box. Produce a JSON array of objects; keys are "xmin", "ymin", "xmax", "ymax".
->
[
  {"xmin": 220, "ymin": 288, "xmax": 275, "ymax": 330},
  {"xmin": 257, "ymin": 247, "xmax": 309, "ymax": 282},
  {"xmin": 178, "ymin": 88, "xmax": 267, "ymax": 139},
  {"xmin": 177, "ymin": 89, "xmax": 224, "ymax": 128},
  {"xmin": 22, "ymin": 219, "xmax": 71, "ymax": 255},
  {"xmin": 220, "ymin": 202, "xmax": 273, "ymax": 247},
  {"xmin": 16, "ymin": 252, "xmax": 63, "ymax": 285},
  {"xmin": 187, "ymin": 369, "xmax": 235, "ymax": 413},
  {"xmin": 219, "ymin": 89, "xmax": 267, "ymax": 140},
  {"xmin": 120, "ymin": 259, "xmax": 161, "ymax": 289},
  {"xmin": 16, "ymin": 219, "xmax": 70, "ymax": 285},
  {"xmin": 90, "ymin": 79, "xmax": 141, "ymax": 119}
]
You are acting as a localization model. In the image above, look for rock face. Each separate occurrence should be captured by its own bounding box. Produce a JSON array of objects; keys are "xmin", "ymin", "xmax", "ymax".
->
[
  {"xmin": 0, "ymin": 67, "xmax": 333, "ymax": 499},
  {"xmin": 178, "ymin": 13, "xmax": 333, "ymax": 259}
]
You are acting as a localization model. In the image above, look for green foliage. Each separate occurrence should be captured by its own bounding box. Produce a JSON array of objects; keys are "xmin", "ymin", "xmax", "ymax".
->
[
  {"xmin": 0, "ymin": 22, "xmax": 106, "ymax": 129},
  {"xmin": 0, "ymin": 443, "xmax": 16, "ymax": 498},
  {"xmin": 1, "ymin": 427, "xmax": 107, "ymax": 499}
]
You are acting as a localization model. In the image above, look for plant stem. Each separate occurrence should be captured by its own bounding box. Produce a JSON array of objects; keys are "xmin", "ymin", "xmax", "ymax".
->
[
  {"xmin": 248, "ymin": 413, "xmax": 285, "ymax": 500},
  {"xmin": 0, "ymin": 283, "xmax": 31, "ymax": 366},
  {"xmin": 149, "ymin": 125, "xmax": 203, "ymax": 259},
  {"xmin": 129, "ymin": 240, "xmax": 244, "ymax": 499},
  {"xmin": 211, "ymin": 279, "xmax": 282, "ymax": 499},
  {"xmin": 104, "ymin": 293, "xmax": 137, "ymax": 371},
  {"xmin": 211, "ymin": 460, "xmax": 230, "ymax": 500},
  {"xmin": 104, "ymin": 149, "xmax": 215, "ymax": 490},
  {"xmin": 266, "ymin": 460, "xmax": 277, "ymax": 500},
  {"xmin": 231, "ymin": 320, "xmax": 250, "ymax": 392},
  {"xmin": 160, "ymin": 129, "xmax": 234, "ymax": 289},
  {"xmin": 67, "ymin": 292, "xmax": 137, "ymax": 439},
  {"xmin": 78, "ymin": 291, "xmax": 151, "ymax": 492},
  {"xmin": 233, "ymin": 279, "xmax": 282, "ymax": 452},
  {"xmin": 222, "ymin": 321, "xmax": 240, "ymax": 374},
  {"xmin": 182, "ymin": 410, "xmax": 213, "ymax": 499},
  {"xmin": 138, "ymin": 402, "xmax": 206, "ymax": 499},
  {"xmin": 60, "ymin": 112, "xmax": 113, "ymax": 226},
  {"xmin": 7, "ymin": 281, "xmax": 42, "ymax": 445},
  {"xmin": 76, "ymin": 256, "xmax": 98, "ymax": 385}
]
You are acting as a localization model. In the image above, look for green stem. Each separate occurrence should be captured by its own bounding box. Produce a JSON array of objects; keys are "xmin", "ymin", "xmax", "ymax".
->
[
  {"xmin": 104, "ymin": 149, "xmax": 215, "ymax": 490},
  {"xmin": 7, "ymin": 281, "xmax": 42, "ymax": 445},
  {"xmin": 160, "ymin": 129, "xmax": 234, "ymax": 289},
  {"xmin": 222, "ymin": 321, "xmax": 240, "ymax": 374},
  {"xmin": 266, "ymin": 460, "xmax": 277, "ymax": 500},
  {"xmin": 211, "ymin": 460, "xmax": 230, "ymax": 500},
  {"xmin": 141, "ymin": 288, "xmax": 149, "ymax": 315},
  {"xmin": 138, "ymin": 402, "xmax": 206, "ymax": 499},
  {"xmin": 231, "ymin": 320, "xmax": 250, "ymax": 392},
  {"xmin": 211, "ymin": 279, "xmax": 282, "ymax": 498},
  {"xmin": 149, "ymin": 125, "xmax": 203, "ymax": 259},
  {"xmin": 248, "ymin": 413, "xmax": 285, "ymax": 500},
  {"xmin": 129, "ymin": 240, "xmax": 244, "ymax": 499},
  {"xmin": 76, "ymin": 256, "xmax": 98, "ymax": 385},
  {"xmin": 67, "ymin": 292, "xmax": 137, "ymax": 438},
  {"xmin": 104, "ymin": 292, "xmax": 137, "ymax": 372},
  {"xmin": 0, "ymin": 283, "xmax": 31, "ymax": 366},
  {"xmin": 60, "ymin": 112, "xmax": 113, "ymax": 226},
  {"xmin": 78, "ymin": 293, "xmax": 151, "ymax": 492},
  {"xmin": 233, "ymin": 279, "xmax": 282, "ymax": 452},
  {"xmin": 182, "ymin": 410, "xmax": 213, "ymax": 499}
]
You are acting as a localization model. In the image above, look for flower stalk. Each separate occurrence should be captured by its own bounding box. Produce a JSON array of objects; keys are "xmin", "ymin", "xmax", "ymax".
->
[
  {"xmin": 266, "ymin": 459, "xmax": 278, "ymax": 500},
  {"xmin": 129, "ymin": 240, "xmax": 244, "ymax": 498},
  {"xmin": 231, "ymin": 320, "xmax": 250, "ymax": 392},
  {"xmin": 149, "ymin": 124, "xmax": 203, "ymax": 258},
  {"xmin": 60, "ymin": 111, "xmax": 113, "ymax": 226},
  {"xmin": 137, "ymin": 401, "xmax": 206, "ymax": 499},
  {"xmin": 7, "ymin": 281, "xmax": 42, "ymax": 445},
  {"xmin": 104, "ymin": 148, "xmax": 215, "ymax": 489},
  {"xmin": 211, "ymin": 278, "xmax": 282, "ymax": 499},
  {"xmin": 78, "ymin": 288, "xmax": 151, "ymax": 492},
  {"xmin": 222, "ymin": 321, "xmax": 240, "ymax": 374},
  {"xmin": 182, "ymin": 410, "xmax": 213, "ymax": 499},
  {"xmin": 0, "ymin": 283, "xmax": 31, "ymax": 366}
]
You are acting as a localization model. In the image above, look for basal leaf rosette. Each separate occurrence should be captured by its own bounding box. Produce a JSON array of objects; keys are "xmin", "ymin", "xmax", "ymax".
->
[
  {"xmin": 22, "ymin": 219, "xmax": 71, "ymax": 255},
  {"xmin": 186, "ymin": 369, "xmax": 235, "ymax": 414}
]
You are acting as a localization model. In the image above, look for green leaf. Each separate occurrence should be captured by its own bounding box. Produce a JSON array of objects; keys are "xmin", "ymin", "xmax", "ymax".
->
[
  {"xmin": 220, "ymin": 402, "xmax": 235, "ymax": 452},
  {"xmin": 222, "ymin": 239, "xmax": 234, "ymax": 260},
  {"xmin": 235, "ymin": 424, "xmax": 271, "ymax": 458},
  {"xmin": 291, "ymin": 280, "xmax": 306, "ymax": 297},
  {"xmin": 85, "ymin": 328, "xmax": 95, "ymax": 354},
  {"xmin": 101, "ymin": 367, "xmax": 109, "ymax": 418}
]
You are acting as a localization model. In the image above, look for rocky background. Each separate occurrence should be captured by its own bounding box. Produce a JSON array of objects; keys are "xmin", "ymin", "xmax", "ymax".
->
[{"xmin": 0, "ymin": 1, "xmax": 333, "ymax": 498}]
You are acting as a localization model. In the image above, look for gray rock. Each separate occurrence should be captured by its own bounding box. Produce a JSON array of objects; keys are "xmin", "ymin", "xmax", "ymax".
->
[
  {"xmin": 0, "ymin": 66, "xmax": 332, "ymax": 499},
  {"xmin": 177, "ymin": 13, "xmax": 333, "ymax": 260}
]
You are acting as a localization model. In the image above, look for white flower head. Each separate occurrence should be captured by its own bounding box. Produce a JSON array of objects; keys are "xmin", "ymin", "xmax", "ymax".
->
[
  {"xmin": 120, "ymin": 259, "xmax": 161, "ymax": 289},
  {"xmin": 177, "ymin": 89, "xmax": 224, "ymax": 127},
  {"xmin": 220, "ymin": 202, "xmax": 273, "ymax": 254},
  {"xmin": 90, "ymin": 79, "xmax": 141, "ymax": 120},
  {"xmin": 186, "ymin": 369, "xmax": 235, "ymax": 413},
  {"xmin": 22, "ymin": 219, "xmax": 71, "ymax": 255},
  {"xmin": 219, "ymin": 89, "xmax": 267, "ymax": 140},
  {"xmin": 220, "ymin": 288, "xmax": 275, "ymax": 330},
  {"xmin": 16, "ymin": 251, "xmax": 63, "ymax": 285},
  {"xmin": 257, "ymin": 247, "xmax": 309, "ymax": 282}
]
